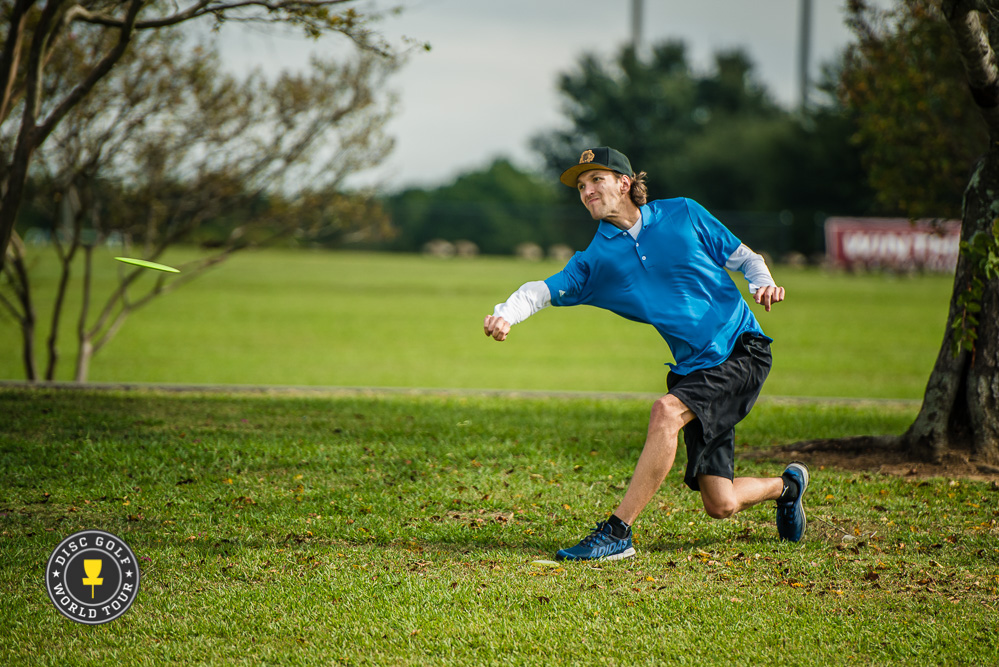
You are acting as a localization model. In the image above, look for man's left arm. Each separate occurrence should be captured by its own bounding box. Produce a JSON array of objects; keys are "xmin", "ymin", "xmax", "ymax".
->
[{"xmin": 725, "ymin": 244, "xmax": 785, "ymax": 312}]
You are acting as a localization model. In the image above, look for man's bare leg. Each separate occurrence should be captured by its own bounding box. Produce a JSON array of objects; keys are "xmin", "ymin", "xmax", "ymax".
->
[
  {"xmin": 697, "ymin": 474, "xmax": 783, "ymax": 519},
  {"xmin": 613, "ymin": 394, "xmax": 696, "ymax": 525}
]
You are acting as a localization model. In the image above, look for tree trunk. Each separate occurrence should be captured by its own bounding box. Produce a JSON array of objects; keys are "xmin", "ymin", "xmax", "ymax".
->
[
  {"xmin": 4, "ymin": 235, "xmax": 38, "ymax": 380},
  {"xmin": 74, "ymin": 244, "xmax": 94, "ymax": 383},
  {"xmin": 788, "ymin": 151, "xmax": 999, "ymax": 466},
  {"xmin": 899, "ymin": 151, "xmax": 999, "ymax": 465},
  {"xmin": 45, "ymin": 185, "xmax": 84, "ymax": 381},
  {"xmin": 0, "ymin": 125, "xmax": 35, "ymax": 275},
  {"xmin": 958, "ymin": 152, "xmax": 999, "ymax": 462},
  {"xmin": 876, "ymin": 1, "xmax": 999, "ymax": 466}
]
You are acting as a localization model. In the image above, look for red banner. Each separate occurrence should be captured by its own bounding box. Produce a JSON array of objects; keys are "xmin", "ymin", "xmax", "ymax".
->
[{"xmin": 824, "ymin": 218, "xmax": 961, "ymax": 272}]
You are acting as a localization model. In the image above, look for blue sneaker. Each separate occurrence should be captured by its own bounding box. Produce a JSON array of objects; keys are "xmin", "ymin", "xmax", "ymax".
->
[
  {"xmin": 555, "ymin": 521, "xmax": 636, "ymax": 561},
  {"xmin": 777, "ymin": 462, "xmax": 810, "ymax": 542}
]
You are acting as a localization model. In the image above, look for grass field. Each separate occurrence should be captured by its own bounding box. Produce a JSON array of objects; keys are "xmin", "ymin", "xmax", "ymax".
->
[
  {"xmin": 1, "ymin": 388, "xmax": 997, "ymax": 665},
  {"xmin": 0, "ymin": 248, "xmax": 954, "ymax": 398},
  {"xmin": 4, "ymin": 249, "xmax": 993, "ymax": 665}
]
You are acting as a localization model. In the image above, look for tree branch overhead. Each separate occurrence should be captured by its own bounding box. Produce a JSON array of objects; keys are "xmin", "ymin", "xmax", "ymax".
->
[
  {"xmin": 0, "ymin": 0, "xmax": 404, "ymax": 275},
  {"xmin": 943, "ymin": 1, "xmax": 999, "ymax": 130}
]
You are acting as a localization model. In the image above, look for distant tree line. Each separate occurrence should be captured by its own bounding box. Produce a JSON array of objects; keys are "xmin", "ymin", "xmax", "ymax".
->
[{"xmin": 383, "ymin": 41, "xmax": 877, "ymax": 259}]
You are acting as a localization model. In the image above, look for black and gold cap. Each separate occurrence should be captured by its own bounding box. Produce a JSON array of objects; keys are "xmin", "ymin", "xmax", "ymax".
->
[{"xmin": 559, "ymin": 147, "xmax": 634, "ymax": 187}]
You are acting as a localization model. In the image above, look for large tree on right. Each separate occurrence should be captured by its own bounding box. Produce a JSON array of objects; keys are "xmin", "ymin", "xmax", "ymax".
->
[{"xmin": 841, "ymin": 0, "xmax": 999, "ymax": 466}]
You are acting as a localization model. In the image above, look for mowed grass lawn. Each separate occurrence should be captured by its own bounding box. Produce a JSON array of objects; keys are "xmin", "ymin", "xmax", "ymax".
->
[
  {"xmin": 4, "ymin": 249, "xmax": 994, "ymax": 665},
  {"xmin": 1, "ymin": 388, "xmax": 997, "ymax": 665},
  {"xmin": 0, "ymin": 248, "xmax": 954, "ymax": 398}
]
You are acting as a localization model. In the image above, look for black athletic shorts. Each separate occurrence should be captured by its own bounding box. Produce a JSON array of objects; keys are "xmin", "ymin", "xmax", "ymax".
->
[{"xmin": 666, "ymin": 332, "xmax": 772, "ymax": 491}]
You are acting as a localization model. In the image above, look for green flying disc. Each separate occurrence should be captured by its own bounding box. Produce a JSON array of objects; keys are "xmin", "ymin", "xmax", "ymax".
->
[{"xmin": 114, "ymin": 257, "xmax": 180, "ymax": 273}]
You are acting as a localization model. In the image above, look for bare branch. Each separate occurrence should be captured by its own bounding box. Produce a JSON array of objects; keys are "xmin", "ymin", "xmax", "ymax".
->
[
  {"xmin": 67, "ymin": 0, "xmax": 395, "ymax": 56},
  {"xmin": 90, "ymin": 301, "xmax": 132, "ymax": 360},
  {"xmin": 60, "ymin": 0, "xmax": 212, "ymax": 29},
  {"xmin": 0, "ymin": 0, "xmax": 36, "ymax": 124},
  {"xmin": 35, "ymin": 0, "xmax": 144, "ymax": 146},
  {"xmin": 943, "ymin": 0, "xmax": 999, "ymax": 134},
  {"xmin": 2, "ymin": 231, "xmax": 38, "ymax": 379},
  {"xmin": 84, "ymin": 260, "xmax": 143, "ymax": 348},
  {"xmin": 72, "ymin": 0, "xmax": 356, "ymax": 28},
  {"xmin": 20, "ymin": 0, "xmax": 64, "ymax": 130},
  {"xmin": 89, "ymin": 248, "xmax": 235, "ymax": 358},
  {"xmin": 44, "ymin": 185, "xmax": 84, "ymax": 380},
  {"xmin": 0, "ymin": 253, "xmax": 27, "ymax": 319},
  {"xmin": 0, "ymin": 290, "xmax": 21, "ymax": 320},
  {"xmin": 1, "ymin": 232, "xmax": 29, "ymax": 312}
]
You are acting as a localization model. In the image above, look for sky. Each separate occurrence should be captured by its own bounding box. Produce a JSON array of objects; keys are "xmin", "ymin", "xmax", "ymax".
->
[{"xmin": 212, "ymin": 0, "xmax": 890, "ymax": 192}]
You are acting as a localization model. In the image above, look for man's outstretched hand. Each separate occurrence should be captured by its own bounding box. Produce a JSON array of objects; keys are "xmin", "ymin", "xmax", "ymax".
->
[
  {"xmin": 483, "ymin": 315, "xmax": 511, "ymax": 341},
  {"xmin": 754, "ymin": 285, "xmax": 785, "ymax": 312}
]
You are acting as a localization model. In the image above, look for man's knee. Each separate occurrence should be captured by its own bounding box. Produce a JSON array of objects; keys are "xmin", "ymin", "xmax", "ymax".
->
[
  {"xmin": 698, "ymin": 476, "xmax": 738, "ymax": 519},
  {"xmin": 650, "ymin": 395, "xmax": 692, "ymax": 434},
  {"xmin": 702, "ymin": 496, "xmax": 738, "ymax": 520}
]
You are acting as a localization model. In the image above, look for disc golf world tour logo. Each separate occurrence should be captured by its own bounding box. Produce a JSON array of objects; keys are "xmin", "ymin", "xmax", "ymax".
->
[{"xmin": 45, "ymin": 530, "xmax": 140, "ymax": 625}]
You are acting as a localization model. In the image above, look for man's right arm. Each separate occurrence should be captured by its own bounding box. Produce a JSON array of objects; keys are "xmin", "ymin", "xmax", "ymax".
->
[{"xmin": 483, "ymin": 280, "xmax": 551, "ymax": 341}]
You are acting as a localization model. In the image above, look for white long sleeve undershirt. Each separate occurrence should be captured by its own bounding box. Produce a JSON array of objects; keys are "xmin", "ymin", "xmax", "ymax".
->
[
  {"xmin": 491, "ymin": 243, "xmax": 775, "ymax": 326},
  {"xmin": 492, "ymin": 280, "xmax": 551, "ymax": 326},
  {"xmin": 724, "ymin": 243, "xmax": 776, "ymax": 294}
]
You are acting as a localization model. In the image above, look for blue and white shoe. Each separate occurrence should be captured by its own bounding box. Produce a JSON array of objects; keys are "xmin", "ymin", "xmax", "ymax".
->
[
  {"xmin": 777, "ymin": 461, "xmax": 810, "ymax": 542},
  {"xmin": 555, "ymin": 521, "xmax": 636, "ymax": 561}
]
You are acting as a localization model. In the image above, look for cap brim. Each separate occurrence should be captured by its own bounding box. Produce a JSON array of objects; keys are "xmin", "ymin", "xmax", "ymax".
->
[{"xmin": 559, "ymin": 163, "xmax": 614, "ymax": 188}]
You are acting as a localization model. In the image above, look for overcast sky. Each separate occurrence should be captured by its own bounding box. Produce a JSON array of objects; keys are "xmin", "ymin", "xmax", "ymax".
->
[{"xmin": 212, "ymin": 0, "xmax": 890, "ymax": 192}]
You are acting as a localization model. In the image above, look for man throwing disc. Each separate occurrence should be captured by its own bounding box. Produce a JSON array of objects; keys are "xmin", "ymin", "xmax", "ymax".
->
[{"xmin": 483, "ymin": 147, "xmax": 809, "ymax": 561}]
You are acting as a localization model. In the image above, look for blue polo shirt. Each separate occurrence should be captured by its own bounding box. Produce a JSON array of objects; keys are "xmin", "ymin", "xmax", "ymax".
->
[{"xmin": 543, "ymin": 197, "xmax": 768, "ymax": 375}]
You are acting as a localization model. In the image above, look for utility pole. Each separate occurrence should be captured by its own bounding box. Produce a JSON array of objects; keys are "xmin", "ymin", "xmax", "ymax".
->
[
  {"xmin": 632, "ymin": 0, "xmax": 644, "ymax": 58},
  {"xmin": 798, "ymin": 0, "xmax": 813, "ymax": 109}
]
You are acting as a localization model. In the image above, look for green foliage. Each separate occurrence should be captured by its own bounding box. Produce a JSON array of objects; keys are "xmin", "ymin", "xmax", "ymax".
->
[
  {"xmin": 383, "ymin": 39, "xmax": 876, "ymax": 258},
  {"xmin": 1, "ymin": 388, "xmax": 997, "ymax": 665},
  {"xmin": 840, "ymin": 0, "xmax": 986, "ymax": 219},
  {"xmin": 952, "ymin": 218, "xmax": 999, "ymax": 355},
  {"xmin": 535, "ymin": 43, "xmax": 779, "ymax": 200},
  {"xmin": 383, "ymin": 159, "xmax": 568, "ymax": 254},
  {"xmin": 530, "ymin": 42, "xmax": 872, "ymax": 253}
]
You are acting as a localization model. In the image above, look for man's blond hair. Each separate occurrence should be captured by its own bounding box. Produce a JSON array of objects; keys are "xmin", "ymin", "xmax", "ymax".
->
[{"xmin": 628, "ymin": 171, "xmax": 649, "ymax": 206}]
